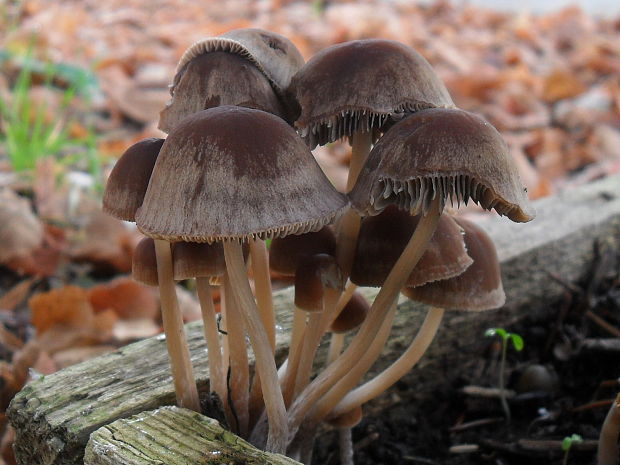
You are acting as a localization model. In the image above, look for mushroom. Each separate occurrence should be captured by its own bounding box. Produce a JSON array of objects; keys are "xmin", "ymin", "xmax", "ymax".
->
[
  {"xmin": 330, "ymin": 217, "xmax": 505, "ymax": 418},
  {"xmin": 286, "ymin": 107, "xmax": 533, "ymax": 444},
  {"xmin": 135, "ymin": 105, "xmax": 347, "ymax": 454},
  {"xmin": 289, "ymin": 38, "xmax": 454, "ymax": 282},
  {"xmin": 102, "ymin": 138, "xmax": 164, "ymax": 222},
  {"xmin": 103, "ymin": 137, "xmax": 199, "ymax": 412},
  {"xmin": 326, "ymin": 291, "xmax": 369, "ymax": 366},
  {"xmin": 159, "ymin": 51, "xmax": 286, "ymax": 133}
]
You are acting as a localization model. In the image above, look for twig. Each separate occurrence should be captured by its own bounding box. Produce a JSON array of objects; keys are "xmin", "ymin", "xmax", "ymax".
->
[
  {"xmin": 449, "ymin": 417, "xmax": 504, "ymax": 433},
  {"xmin": 585, "ymin": 310, "xmax": 620, "ymax": 338}
]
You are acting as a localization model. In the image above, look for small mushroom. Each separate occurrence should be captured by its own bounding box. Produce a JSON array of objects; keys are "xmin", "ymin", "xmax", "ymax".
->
[{"xmin": 136, "ymin": 105, "xmax": 347, "ymax": 454}]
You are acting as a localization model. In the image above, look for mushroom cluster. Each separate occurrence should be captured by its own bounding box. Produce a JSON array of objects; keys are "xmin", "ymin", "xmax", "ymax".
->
[{"xmin": 103, "ymin": 29, "xmax": 534, "ymax": 463}]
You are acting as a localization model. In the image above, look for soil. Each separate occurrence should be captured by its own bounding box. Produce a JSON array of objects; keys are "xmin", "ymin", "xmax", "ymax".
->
[{"xmin": 314, "ymin": 247, "xmax": 620, "ymax": 465}]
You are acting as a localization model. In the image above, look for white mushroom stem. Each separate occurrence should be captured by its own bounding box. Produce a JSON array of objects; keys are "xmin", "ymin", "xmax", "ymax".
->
[
  {"xmin": 293, "ymin": 288, "xmax": 341, "ymax": 396},
  {"xmin": 347, "ymin": 131, "xmax": 373, "ymax": 192},
  {"xmin": 195, "ymin": 277, "xmax": 226, "ymax": 407},
  {"xmin": 154, "ymin": 239, "xmax": 200, "ymax": 412},
  {"xmin": 326, "ymin": 333, "xmax": 345, "ymax": 366},
  {"xmin": 286, "ymin": 198, "xmax": 442, "ymax": 443},
  {"xmin": 222, "ymin": 272, "xmax": 250, "ymax": 437},
  {"xmin": 224, "ymin": 241, "xmax": 288, "ymax": 454},
  {"xmin": 282, "ymin": 308, "xmax": 308, "ymax": 407},
  {"xmin": 250, "ymin": 239, "xmax": 276, "ymax": 352},
  {"xmin": 310, "ymin": 303, "xmax": 398, "ymax": 424},
  {"xmin": 329, "ymin": 306, "xmax": 445, "ymax": 417},
  {"xmin": 326, "ymin": 281, "xmax": 358, "ymax": 366}
]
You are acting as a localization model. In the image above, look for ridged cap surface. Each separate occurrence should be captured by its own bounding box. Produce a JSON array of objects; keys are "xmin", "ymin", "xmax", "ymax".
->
[
  {"xmin": 136, "ymin": 106, "xmax": 348, "ymax": 242},
  {"xmin": 159, "ymin": 52, "xmax": 285, "ymax": 133},
  {"xmin": 350, "ymin": 108, "xmax": 535, "ymax": 222},
  {"xmin": 290, "ymin": 39, "xmax": 454, "ymax": 148}
]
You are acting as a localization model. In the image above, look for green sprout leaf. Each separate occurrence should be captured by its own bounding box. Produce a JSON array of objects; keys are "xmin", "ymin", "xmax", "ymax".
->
[
  {"xmin": 485, "ymin": 327, "xmax": 507, "ymax": 340},
  {"xmin": 509, "ymin": 334, "xmax": 524, "ymax": 351},
  {"xmin": 562, "ymin": 434, "xmax": 583, "ymax": 452}
]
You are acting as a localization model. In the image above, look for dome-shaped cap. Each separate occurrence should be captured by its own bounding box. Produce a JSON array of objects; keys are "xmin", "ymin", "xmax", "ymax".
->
[
  {"xmin": 103, "ymin": 138, "xmax": 164, "ymax": 222},
  {"xmin": 132, "ymin": 237, "xmax": 158, "ymax": 286},
  {"xmin": 350, "ymin": 108, "xmax": 535, "ymax": 222},
  {"xmin": 269, "ymin": 226, "xmax": 336, "ymax": 276},
  {"xmin": 350, "ymin": 207, "xmax": 472, "ymax": 288},
  {"xmin": 289, "ymin": 39, "xmax": 454, "ymax": 148},
  {"xmin": 175, "ymin": 28, "xmax": 304, "ymax": 99},
  {"xmin": 159, "ymin": 52, "xmax": 285, "ymax": 133},
  {"xmin": 172, "ymin": 241, "xmax": 250, "ymax": 280},
  {"xmin": 172, "ymin": 241, "xmax": 225, "ymax": 280},
  {"xmin": 136, "ymin": 106, "xmax": 348, "ymax": 243},
  {"xmin": 403, "ymin": 217, "xmax": 505, "ymax": 311},
  {"xmin": 330, "ymin": 292, "xmax": 369, "ymax": 334},
  {"xmin": 295, "ymin": 254, "xmax": 344, "ymax": 312}
]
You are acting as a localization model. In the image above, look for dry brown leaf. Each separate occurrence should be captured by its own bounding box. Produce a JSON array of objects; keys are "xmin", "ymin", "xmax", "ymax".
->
[
  {"xmin": 69, "ymin": 211, "xmax": 138, "ymax": 273},
  {"xmin": 29, "ymin": 286, "xmax": 94, "ymax": 336},
  {"xmin": 6, "ymin": 224, "xmax": 66, "ymax": 277},
  {"xmin": 88, "ymin": 277, "xmax": 158, "ymax": 320},
  {"xmin": 0, "ymin": 279, "xmax": 35, "ymax": 312},
  {"xmin": 543, "ymin": 69, "xmax": 586, "ymax": 103},
  {"xmin": 0, "ymin": 324, "xmax": 23, "ymax": 353},
  {"xmin": 0, "ymin": 426, "xmax": 16, "ymax": 465},
  {"xmin": 0, "ymin": 190, "xmax": 43, "ymax": 264},
  {"xmin": 112, "ymin": 318, "xmax": 160, "ymax": 341}
]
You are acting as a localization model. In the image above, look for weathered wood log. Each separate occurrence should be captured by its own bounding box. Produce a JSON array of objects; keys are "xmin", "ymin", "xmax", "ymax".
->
[
  {"xmin": 8, "ymin": 174, "xmax": 620, "ymax": 465},
  {"xmin": 84, "ymin": 406, "xmax": 300, "ymax": 465}
]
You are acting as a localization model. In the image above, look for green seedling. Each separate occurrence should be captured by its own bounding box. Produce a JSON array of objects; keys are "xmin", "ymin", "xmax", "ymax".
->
[
  {"xmin": 485, "ymin": 327, "xmax": 524, "ymax": 422},
  {"xmin": 562, "ymin": 434, "xmax": 582, "ymax": 465}
]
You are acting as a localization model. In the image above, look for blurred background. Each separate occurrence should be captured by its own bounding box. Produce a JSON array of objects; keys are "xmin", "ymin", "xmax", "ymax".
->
[{"xmin": 0, "ymin": 1, "xmax": 619, "ymax": 463}]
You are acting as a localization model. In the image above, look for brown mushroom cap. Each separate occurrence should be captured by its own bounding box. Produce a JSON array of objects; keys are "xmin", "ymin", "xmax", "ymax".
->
[
  {"xmin": 350, "ymin": 206, "xmax": 472, "ymax": 288},
  {"xmin": 159, "ymin": 52, "xmax": 285, "ymax": 133},
  {"xmin": 175, "ymin": 28, "xmax": 304, "ymax": 99},
  {"xmin": 330, "ymin": 292, "xmax": 369, "ymax": 334},
  {"xmin": 350, "ymin": 108, "xmax": 535, "ymax": 222},
  {"xmin": 172, "ymin": 241, "xmax": 225, "ymax": 280},
  {"xmin": 295, "ymin": 254, "xmax": 344, "ymax": 312},
  {"xmin": 289, "ymin": 39, "xmax": 454, "ymax": 148},
  {"xmin": 132, "ymin": 237, "xmax": 158, "ymax": 286},
  {"xmin": 103, "ymin": 138, "xmax": 164, "ymax": 222},
  {"xmin": 269, "ymin": 226, "xmax": 336, "ymax": 276},
  {"xmin": 402, "ymin": 217, "xmax": 505, "ymax": 310},
  {"xmin": 136, "ymin": 106, "xmax": 348, "ymax": 242}
]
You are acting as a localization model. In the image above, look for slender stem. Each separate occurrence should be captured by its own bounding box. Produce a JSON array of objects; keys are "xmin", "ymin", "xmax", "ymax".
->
[
  {"xmin": 250, "ymin": 239, "xmax": 276, "ymax": 352},
  {"xmin": 499, "ymin": 338, "xmax": 510, "ymax": 423},
  {"xmin": 286, "ymin": 199, "xmax": 441, "ymax": 444},
  {"xmin": 281, "ymin": 309, "xmax": 308, "ymax": 406},
  {"xmin": 331, "ymin": 307, "xmax": 445, "ymax": 417},
  {"xmin": 326, "ymin": 332, "xmax": 345, "ymax": 366},
  {"xmin": 222, "ymin": 272, "xmax": 250, "ymax": 437},
  {"xmin": 311, "ymin": 304, "xmax": 397, "ymax": 423},
  {"xmin": 195, "ymin": 278, "xmax": 226, "ymax": 406},
  {"xmin": 339, "ymin": 428, "xmax": 354, "ymax": 465},
  {"xmin": 224, "ymin": 241, "xmax": 288, "ymax": 454},
  {"xmin": 336, "ymin": 281, "xmax": 358, "ymax": 314},
  {"xmin": 246, "ymin": 239, "xmax": 276, "ymax": 428},
  {"xmin": 346, "ymin": 131, "xmax": 373, "ymax": 192},
  {"xmin": 598, "ymin": 393, "xmax": 620, "ymax": 465},
  {"xmin": 294, "ymin": 288, "xmax": 343, "ymax": 396},
  {"xmin": 154, "ymin": 240, "xmax": 200, "ymax": 412}
]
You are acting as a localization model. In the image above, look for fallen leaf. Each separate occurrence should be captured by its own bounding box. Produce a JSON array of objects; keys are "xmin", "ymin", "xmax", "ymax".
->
[
  {"xmin": 0, "ymin": 190, "xmax": 43, "ymax": 264},
  {"xmin": 29, "ymin": 286, "xmax": 94, "ymax": 336},
  {"xmin": 89, "ymin": 277, "xmax": 158, "ymax": 320}
]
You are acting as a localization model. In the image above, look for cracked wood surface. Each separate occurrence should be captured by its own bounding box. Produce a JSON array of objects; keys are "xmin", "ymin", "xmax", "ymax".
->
[
  {"xmin": 84, "ymin": 406, "xmax": 300, "ymax": 465},
  {"xmin": 7, "ymin": 174, "xmax": 620, "ymax": 465}
]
